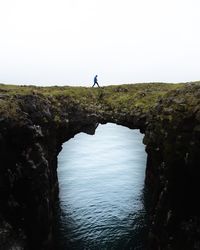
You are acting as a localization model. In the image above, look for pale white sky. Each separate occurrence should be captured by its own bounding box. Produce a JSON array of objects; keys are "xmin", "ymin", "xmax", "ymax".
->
[{"xmin": 0, "ymin": 0, "xmax": 200, "ymax": 86}]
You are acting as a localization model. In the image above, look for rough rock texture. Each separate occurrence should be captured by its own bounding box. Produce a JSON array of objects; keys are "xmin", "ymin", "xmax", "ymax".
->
[
  {"xmin": 143, "ymin": 85, "xmax": 200, "ymax": 250},
  {"xmin": 0, "ymin": 83, "xmax": 200, "ymax": 249},
  {"xmin": 0, "ymin": 95, "xmax": 100, "ymax": 249}
]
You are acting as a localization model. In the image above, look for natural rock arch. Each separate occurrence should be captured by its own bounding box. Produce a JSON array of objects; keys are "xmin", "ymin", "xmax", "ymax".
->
[{"xmin": 0, "ymin": 82, "xmax": 200, "ymax": 249}]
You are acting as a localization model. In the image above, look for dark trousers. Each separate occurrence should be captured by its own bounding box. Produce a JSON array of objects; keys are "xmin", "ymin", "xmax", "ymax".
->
[{"xmin": 92, "ymin": 82, "xmax": 100, "ymax": 87}]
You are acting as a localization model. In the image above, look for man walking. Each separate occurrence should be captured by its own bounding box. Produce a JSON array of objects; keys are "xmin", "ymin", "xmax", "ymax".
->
[{"xmin": 92, "ymin": 75, "xmax": 100, "ymax": 87}]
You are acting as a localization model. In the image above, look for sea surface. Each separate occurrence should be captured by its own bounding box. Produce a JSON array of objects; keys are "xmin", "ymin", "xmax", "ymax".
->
[{"xmin": 56, "ymin": 123, "xmax": 147, "ymax": 250}]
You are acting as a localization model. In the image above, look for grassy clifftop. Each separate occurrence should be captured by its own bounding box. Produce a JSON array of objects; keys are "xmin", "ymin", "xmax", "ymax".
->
[{"xmin": 0, "ymin": 83, "xmax": 186, "ymax": 122}]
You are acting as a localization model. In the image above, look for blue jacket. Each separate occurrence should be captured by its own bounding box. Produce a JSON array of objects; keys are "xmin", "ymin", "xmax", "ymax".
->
[{"xmin": 94, "ymin": 76, "xmax": 98, "ymax": 83}]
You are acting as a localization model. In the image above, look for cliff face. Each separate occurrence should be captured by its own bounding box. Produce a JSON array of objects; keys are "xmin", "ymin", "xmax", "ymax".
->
[
  {"xmin": 144, "ymin": 85, "xmax": 200, "ymax": 249},
  {"xmin": 0, "ymin": 83, "xmax": 200, "ymax": 249},
  {"xmin": 0, "ymin": 93, "xmax": 100, "ymax": 249}
]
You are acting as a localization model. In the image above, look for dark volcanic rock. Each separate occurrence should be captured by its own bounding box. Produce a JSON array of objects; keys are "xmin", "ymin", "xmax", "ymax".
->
[
  {"xmin": 144, "ymin": 85, "xmax": 200, "ymax": 250},
  {"xmin": 0, "ymin": 83, "xmax": 200, "ymax": 249}
]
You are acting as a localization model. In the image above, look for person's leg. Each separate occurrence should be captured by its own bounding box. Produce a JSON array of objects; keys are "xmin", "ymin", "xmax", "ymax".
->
[{"xmin": 97, "ymin": 82, "xmax": 100, "ymax": 88}]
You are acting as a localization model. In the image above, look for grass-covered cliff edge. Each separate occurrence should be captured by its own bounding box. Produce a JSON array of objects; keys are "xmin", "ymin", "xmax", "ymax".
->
[
  {"xmin": 1, "ymin": 82, "xmax": 200, "ymax": 250},
  {"xmin": 0, "ymin": 82, "xmax": 184, "ymax": 123}
]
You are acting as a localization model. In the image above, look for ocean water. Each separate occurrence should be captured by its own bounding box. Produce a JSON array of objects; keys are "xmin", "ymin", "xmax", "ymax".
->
[{"xmin": 56, "ymin": 123, "xmax": 147, "ymax": 250}]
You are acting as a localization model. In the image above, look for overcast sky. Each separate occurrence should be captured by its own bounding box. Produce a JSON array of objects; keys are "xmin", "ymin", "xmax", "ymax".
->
[{"xmin": 0, "ymin": 0, "xmax": 200, "ymax": 86}]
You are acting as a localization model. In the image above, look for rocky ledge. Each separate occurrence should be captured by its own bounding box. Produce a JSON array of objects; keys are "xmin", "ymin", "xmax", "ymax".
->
[{"xmin": 0, "ymin": 82, "xmax": 200, "ymax": 249}]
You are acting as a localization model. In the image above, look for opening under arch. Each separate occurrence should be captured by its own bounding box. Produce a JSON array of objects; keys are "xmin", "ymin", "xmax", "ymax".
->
[{"xmin": 55, "ymin": 123, "xmax": 147, "ymax": 249}]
